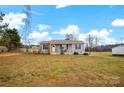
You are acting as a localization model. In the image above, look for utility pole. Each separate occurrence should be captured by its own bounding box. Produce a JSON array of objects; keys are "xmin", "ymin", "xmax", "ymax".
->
[{"xmin": 22, "ymin": 5, "xmax": 32, "ymax": 52}]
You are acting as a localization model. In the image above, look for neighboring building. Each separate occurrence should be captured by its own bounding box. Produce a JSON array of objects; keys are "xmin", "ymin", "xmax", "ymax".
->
[
  {"xmin": 40, "ymin": 40, "xmax": 85, "ymax": 55},
  {"xmin": 28, "ymin": 46, "xmax": 40, "ymax": 53},
  {"xmin": 112, "ymin": 45, "xmax": 124, "ymax": 55},
  {"xmin": 20, "ymin": 46, "xmax": 40, "ymax": 53},
  {"xmin": 0, "ymin": 46, "xmax": 8, "ymax": 52}
]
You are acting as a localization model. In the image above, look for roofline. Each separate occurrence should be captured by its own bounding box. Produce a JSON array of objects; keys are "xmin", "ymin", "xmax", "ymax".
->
[
  {"xmin": 40, "ymin": 40, "xmax": 85, "ymax": 44},
  {"xmin": 112, "ymin": 45, "xmax": 124, "ymax": 49}
]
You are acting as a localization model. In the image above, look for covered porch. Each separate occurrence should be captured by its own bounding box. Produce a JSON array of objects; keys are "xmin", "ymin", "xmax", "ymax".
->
[{"xmin": 50, "ymin": 44, "xmax": 73, "ymax": 54}]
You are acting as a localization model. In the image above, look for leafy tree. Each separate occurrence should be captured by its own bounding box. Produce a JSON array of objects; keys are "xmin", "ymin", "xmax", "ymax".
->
[
  {"xmin": 0, "ymin": 28, "xmax": 21, "ymax": 50},
  {"xmin": 0, "ymin": 11, "xmax": 8, "ymax": 45},
  {"xmin": 0, "ymin": 11, "xmax": 22, "ymax": 50}
]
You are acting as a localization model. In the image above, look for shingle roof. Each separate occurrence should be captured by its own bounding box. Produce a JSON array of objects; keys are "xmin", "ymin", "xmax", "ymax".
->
[{"xmin": 40, "ymin": 40, "xmax": 84, "ymax": 44}]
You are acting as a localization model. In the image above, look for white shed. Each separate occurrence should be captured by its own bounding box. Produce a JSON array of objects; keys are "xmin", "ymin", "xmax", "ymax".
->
[
  {"xmin": 112, "ymin": 45, "xmax": 124, "ymax": 56},
  {"xmin": 0, "ymin": 46, "xmax": 8, "ymax": 52}
]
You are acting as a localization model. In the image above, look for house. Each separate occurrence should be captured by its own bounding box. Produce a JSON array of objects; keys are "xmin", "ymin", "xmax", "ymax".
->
[
  {"xmin": 40, "ymin": 40, "xmax": 85, "ymax": 55},
  {"xmin": 112, "ymin": 45, "xmax": 124, "ymax": 56}
]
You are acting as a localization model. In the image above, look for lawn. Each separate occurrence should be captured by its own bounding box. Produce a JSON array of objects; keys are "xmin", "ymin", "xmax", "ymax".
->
[{"xmin": 0, "ymin": 52, "xmax": 124, "ymax": 87}]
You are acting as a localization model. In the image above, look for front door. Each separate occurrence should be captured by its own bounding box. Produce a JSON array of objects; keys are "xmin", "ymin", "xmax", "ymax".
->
[{"xmin": 52, "ymin": 45, "xmax": 55, "ymax": 52}]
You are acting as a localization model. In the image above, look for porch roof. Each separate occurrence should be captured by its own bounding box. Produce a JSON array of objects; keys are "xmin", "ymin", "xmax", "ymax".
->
[{"xmin": 40, "ymin": 40, "xmax": 84, "ymax": 45}]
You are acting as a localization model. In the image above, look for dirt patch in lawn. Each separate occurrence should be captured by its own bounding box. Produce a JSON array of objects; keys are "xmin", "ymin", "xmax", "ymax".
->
[{"xmin": 0, "ymin": 53, "xmax": 21, "ymax": 57}]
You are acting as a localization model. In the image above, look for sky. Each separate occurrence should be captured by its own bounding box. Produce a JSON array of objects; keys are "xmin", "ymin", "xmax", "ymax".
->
[{"xmin": 0, "ymin": 5, "xmax": 124, "ymax": 45}]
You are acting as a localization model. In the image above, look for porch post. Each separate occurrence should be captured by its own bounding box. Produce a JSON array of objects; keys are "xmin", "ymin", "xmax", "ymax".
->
[
  {"xmin": 49, "ymin": 43, "xmax": 51, "ymax": 54},
  {"xmin": 60, "ymin": 44, "xmax": 62, "ymax": 54}
]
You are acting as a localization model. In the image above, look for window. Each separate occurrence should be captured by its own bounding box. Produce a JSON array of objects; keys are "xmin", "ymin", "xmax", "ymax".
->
[
  {"xmin": 43, "ymin": 44, "xmax": 48, "ymax": 49},
  {"xmin": 75, "ymin": 44, "xmax": 81, "ymax": 49},
  {"xmin": 62, "ymin": 45, "xmax": 66, "ymax": 50}
]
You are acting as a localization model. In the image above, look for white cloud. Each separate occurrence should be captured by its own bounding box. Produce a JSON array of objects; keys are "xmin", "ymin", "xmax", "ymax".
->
[
  {"xmin": 111, "ymin": 19, "xmax": 124, "ymax": 27},
  {"xmin": 28, "ymin": 31, "xmax": 52, "ymax": 45},
  {"xmin": 56, "ymin": 5, "xmax": 70, "ymax": 9},
  {"xmin": 86, "ymin": 29, "xmax": 110, "ymax": 38},
  {"xmin": 101, "ymin": 37, "xmax": 117, "ymax": 45},
  {"xmin": 109, "ymin": 29, "xmax": 113, "ymax": 33},
  {"xmin": 53, "ymin": 24, "xmax": 79, "ymax": 35},
  {"xmin": 28, "ymin": 31, "xmax": 48, "ymax": 39},
  {"xmin": 54, "ymin": 24, "xmax": 116, "ymax": 45},
  {"xmin": 26, "ymin": 24, "xmax": 52, "ymax": 45},
  {"xmin": 38, "ymin": 24, "xmax": 51, "ymax": 31},
  {"xmin": 31, "ymin": 10, "xmax": 43, "ymax": 15},
  {"xmin": 3, "ymin": 12, "xmax": 26, "ymax": 29},
  {"xmin": 79, "ymin": 34, "xmax": 87, "ymax": 41},
  {"xmin": 79, "ymin": 29, "xmax": 117, "ymax": 45}
]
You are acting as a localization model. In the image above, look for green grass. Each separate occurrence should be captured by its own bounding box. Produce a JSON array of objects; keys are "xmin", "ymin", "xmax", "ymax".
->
[{"xmin": 0, "ymin": 52, "xmax": 124, "ymax": 86}]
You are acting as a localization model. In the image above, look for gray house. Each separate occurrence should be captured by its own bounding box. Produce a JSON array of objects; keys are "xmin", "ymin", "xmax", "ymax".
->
[{"xmin": 40, "ymin": 40, "xmax": 85, "ymax": 55}]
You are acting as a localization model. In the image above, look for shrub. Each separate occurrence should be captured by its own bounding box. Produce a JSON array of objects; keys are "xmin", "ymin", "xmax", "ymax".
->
[
  {"xmin": 1, "ymin": 50, "xmax": 4, "ymax": 52},
  {"xmin": 61, "ymin": 52, "xmax": 64, "ymax": 55},
  {"xmin": 83, "ymin": 52, "xmax": 89, "ymax": 55},
  {"xmin": 74, "ymin": 52, "xmax": 79, "ymax": 55}
]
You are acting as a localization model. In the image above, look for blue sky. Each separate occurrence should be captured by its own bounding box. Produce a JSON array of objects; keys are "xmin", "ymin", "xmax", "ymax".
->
[{"xmin": 0, "ymin": 5, "xmax": 124, "ymax": 45}]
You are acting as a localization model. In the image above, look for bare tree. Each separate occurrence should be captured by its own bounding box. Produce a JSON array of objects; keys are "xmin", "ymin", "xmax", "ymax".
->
[
  {"xmin": 120, "ymin": 38, "xmax": 124, "ymax": 44},
  {"xmin": 86, "ymin": 34, "xmax": 95, "ymax": 54},
  {"xmin": 65, "ymin": 34, "xmax": 77, "ymax": 40},
  {"xmin": 94, "ymin": 36, "xmax": 100, "ymax": 51}
]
